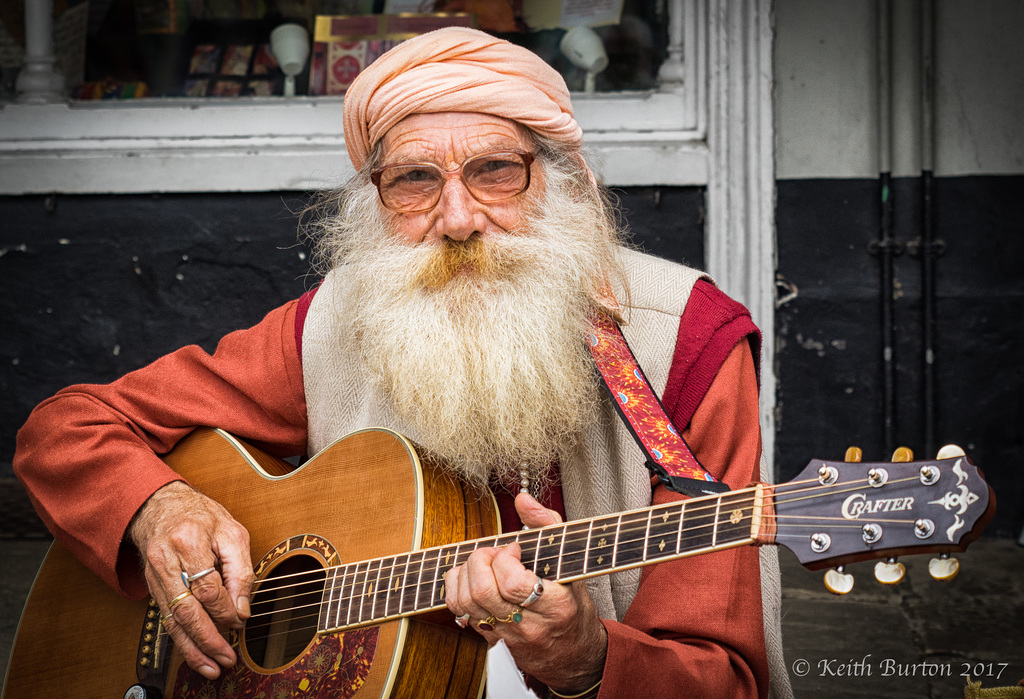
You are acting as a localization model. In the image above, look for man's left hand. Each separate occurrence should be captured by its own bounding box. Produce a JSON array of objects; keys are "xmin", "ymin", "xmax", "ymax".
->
[{"xmin": 443, "ymin": 493, "xmax": 607, "ymax": 694}]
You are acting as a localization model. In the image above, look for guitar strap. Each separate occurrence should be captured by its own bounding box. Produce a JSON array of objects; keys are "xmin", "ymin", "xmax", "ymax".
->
[{"xmin": 587, "ymin": 313, "xmax": 730, "ymax": 498}]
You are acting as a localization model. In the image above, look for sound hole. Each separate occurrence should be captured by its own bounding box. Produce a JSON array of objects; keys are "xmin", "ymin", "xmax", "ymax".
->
[{"xmin": 244, "ymin": 553, "xmax": 327, "ymax": 670}]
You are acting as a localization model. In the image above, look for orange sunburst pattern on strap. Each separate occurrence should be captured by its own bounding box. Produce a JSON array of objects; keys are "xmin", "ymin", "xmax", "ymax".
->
[{"xmin": 587, "ymin": 314, "xmax": 717, "ymax": 486}]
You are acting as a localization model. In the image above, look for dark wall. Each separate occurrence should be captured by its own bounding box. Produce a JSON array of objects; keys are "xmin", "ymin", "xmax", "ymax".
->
[
  {"xmin": 0, "ymin": 187, "xmax": 705, "ymax": 474},
  {"xmin": 775, "ymin": 175, "xmax": 1024, "ymax": 538},
  {"xmin": 5, "ymin": 178, "xmax": 1019, "ymax": 539}
]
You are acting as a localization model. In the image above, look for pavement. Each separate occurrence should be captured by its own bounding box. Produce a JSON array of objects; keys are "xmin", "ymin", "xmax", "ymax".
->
[{"xmin": 2, "ymin": 479, "xmax": 1022, "ymax": 698}]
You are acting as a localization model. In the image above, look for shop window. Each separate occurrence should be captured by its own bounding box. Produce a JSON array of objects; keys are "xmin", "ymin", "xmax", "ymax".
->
[{"xmin": 0, "ymin": 0, "xmax": 670, "ymax": 101}]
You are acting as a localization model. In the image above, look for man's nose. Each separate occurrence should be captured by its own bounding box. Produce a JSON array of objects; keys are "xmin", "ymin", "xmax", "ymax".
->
[{"xmin": 433, "ymin": 177, "xmax": 483, "ymax": 242}]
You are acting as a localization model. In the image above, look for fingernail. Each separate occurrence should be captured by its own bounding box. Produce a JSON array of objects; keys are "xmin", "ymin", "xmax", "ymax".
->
[
  {"xmin": 198, "ymin": 665, "xmax": 219, "ymax": 680},
  {"xmin": 237, "ymin": 595, "xmax": 250, "ymax": 618},
  {"xmin": 216, "ymin": 653, "xmax": 235, "ymax": 667}
]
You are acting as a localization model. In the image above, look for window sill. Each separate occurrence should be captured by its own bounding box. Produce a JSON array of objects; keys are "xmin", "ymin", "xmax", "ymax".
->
[{"xmin": 0, "ymin": 91, "xmax": 707, "ymax": 194}]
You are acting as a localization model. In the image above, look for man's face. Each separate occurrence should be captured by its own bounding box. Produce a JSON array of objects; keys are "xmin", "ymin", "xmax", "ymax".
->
[{"xmin": 377, "ymin": 112, "xmax": 545, "ymax": 243}]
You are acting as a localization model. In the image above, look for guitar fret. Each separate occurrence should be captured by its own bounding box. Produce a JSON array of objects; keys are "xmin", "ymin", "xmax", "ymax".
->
[
  {"xmin": 402, "ymin": 551, "xmax": 424, "ymax": 615},
  {"xmin": 535, "ymin": 526, "xmax": 563, "ymax": 579},
  {"xmin": 376, "ymin": 556, "xmax": 396, "ymax": 619},
  {"xmin": 586, "ymin": 516, "xmax": 616, "ymax": 573},
  {"xmin": 320, "ymin": 564, "xmax": 340, "ymax": 631},
  {"xmin": 432, "ymin": 549, "xmax": 446, "ymax": 606},
  {"xmin": 398, "ymin": 553, "xmax": 412, "ymax": 616},
  {"xmin": 612, "ymin": 513, "xmax": 623, "ymax": 568},
  {"xmin": 417, "ymin": 549, "xmax": 441, "ymax": 611},
  {"xmin": 582, "ymin": 521, "xmax": 594, "ymax": 574},
  {"xmin": 559, "ymin": 522, "xmax": 591, "ymax": 579},
  {"xmin": 717, "ymin": 493, "xmax": 757, "ymax": 543},
  {"xmin": 349, "ymin": 562, "xmax": 367, "ymax": 627},
  {"xmin": 516, "ymin": 529, "xmax": 542, "ymax": 573},
  {"xmin": 440, "ymin": 546, "xmax": 455, "ymax": 573},
  {"xmin": 360, "ymin": 559, "xmax": 381, "ymax": 623},
  {"xmin": 712, "ymin": 496, "xmax": 722, "ymax": 547},
  {"xmin": 643, "ymin": 510, "xmax": 653, "ymax": 562},
  {"xmin": 337, "ymin": 563, "xmax": 350, "ymax": 628},
  {"xmin": 646, "ymin": 504, "xmax": 683, "ymax": 561},
  {"xmin": 681, "ymin": 499, "xmax": 716, "ymax": 553},
  {"xmin": 556, "ymin": 524, "xmax": 569, "ymax": 579},
  {"xmin": 615, "ymin": 512, "xmax": 649, "ymax": 569},
  {"xmin": 676, "ymin": 501, "xmax": 686, "ymax": 554}
]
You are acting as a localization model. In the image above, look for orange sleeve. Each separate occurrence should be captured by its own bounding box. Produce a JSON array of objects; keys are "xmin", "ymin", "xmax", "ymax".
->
[
  {"xmin": 598, "ymin": 341, "xmax": 769, "ymax": 698},
  {"xmin": 13, "ymin": 300, "xmax": 308, "ymax": 599}
]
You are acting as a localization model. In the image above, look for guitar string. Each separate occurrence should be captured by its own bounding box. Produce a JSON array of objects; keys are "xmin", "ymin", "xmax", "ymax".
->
[
  {"xmin": 237, "ymin": 478, "xmax": 818, "ymax": 595},
  {"xmin": 240, "ymin": 474, "xmax": 939, "ymax": 618},
  {"xmin": 241, "ymin": 472, "xmax": 923, "ymax": 599},
  {"xmin": 234, "ymin": 475, "xmax": 945, "ymax": 630}
]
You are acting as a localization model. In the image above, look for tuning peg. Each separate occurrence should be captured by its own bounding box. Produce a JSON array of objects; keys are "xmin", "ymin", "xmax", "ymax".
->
[
  {"xmin": 844, "ymin": 446, "xmax": 863, "ymax": 463},
  {"xmin": 874, "ymin": 557, "xmax": 906, "ymax": 585},
  {"xmin": 936, "ymin": 444, "xmax": 966, "ymax": 459},
  {"xmin": 891, "ymin": 447, "xmax": 914, "ymax": 462},
  {"xmin": 929, "ymin": 553, "xmax": 960, "ymax": 581},
  {"xmin": 824, "ymin": 566, "xmax": 854, "ymax": 595}
]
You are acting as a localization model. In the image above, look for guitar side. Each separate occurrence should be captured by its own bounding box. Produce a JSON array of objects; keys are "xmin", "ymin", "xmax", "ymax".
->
[{"xmin": 4, "ymin": 428, "xmax": 496, "ymax": 698}]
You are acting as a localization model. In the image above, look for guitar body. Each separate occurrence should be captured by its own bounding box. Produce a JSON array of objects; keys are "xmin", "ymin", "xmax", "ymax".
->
[{"xmin": 4, "ymin": 428, "xmax": 496, "ymax": 699}]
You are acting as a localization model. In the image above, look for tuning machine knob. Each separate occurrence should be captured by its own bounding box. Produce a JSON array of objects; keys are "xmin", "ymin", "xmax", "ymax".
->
[
  {"xmin": 936, "ymin": 444, "xmax": 967, "ymax": 459},
  {"xmin": 824, "ymin": 566, "xmax": 854, "ymax": 595},
  {"xmin": 874, "ymin": 557, "xmax": 906, "ymax": 584},
  {"xmin": 929, "ymin": 552, "xmax": 960, "ymax": 581}
]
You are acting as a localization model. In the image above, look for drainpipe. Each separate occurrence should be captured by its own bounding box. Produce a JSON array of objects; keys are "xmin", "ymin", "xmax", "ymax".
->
[
  {"xmin": 919, "ymin": 0, "xmax": 939, "ymax": 457},
  {"xmin": 876, "ymin": 0, "xmax": 897, "ymax": 456}
]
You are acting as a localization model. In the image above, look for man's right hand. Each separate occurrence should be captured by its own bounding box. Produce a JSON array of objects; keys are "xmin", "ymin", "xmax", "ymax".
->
[{"xmin": 129, "ymin": 480, "xmax": 254, "ymax": 680}]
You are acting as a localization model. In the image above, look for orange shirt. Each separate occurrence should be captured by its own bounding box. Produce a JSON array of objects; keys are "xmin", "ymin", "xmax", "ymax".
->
[{"xmin": 14, "ymin": 296, "xmax": 769, "ymax": 698}]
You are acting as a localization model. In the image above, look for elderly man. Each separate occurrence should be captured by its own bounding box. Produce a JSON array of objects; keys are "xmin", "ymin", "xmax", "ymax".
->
[{"xmin": 15, "ymin": 27, "xmax": 779, "ymax": 698}]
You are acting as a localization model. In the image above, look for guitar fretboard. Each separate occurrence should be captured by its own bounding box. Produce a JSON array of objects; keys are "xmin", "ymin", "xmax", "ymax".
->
[{"xmin": 318, "ymin": 486, "xmax": 762, "ymax": 633}]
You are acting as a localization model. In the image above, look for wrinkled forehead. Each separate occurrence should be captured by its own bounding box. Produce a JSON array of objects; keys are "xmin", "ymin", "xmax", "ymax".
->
[{"xmin": 378, "ymin": 112, "xmax": 535, "ymax": 164}]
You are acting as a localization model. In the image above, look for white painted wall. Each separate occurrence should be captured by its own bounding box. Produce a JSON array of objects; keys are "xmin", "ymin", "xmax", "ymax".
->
[{"xmin": 775, "ymin": 0, "xmax": 1024, "ymax": 180}]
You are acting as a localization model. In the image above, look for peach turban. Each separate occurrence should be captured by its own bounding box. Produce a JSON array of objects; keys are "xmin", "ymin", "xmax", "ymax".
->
[{"xmin": 342, "ymin": 27, "xmax": 582, "ymax": 170}]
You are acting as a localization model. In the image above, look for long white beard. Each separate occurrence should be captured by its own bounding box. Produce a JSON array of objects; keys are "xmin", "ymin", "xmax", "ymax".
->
[{"xmin": 338, "ymin": 186, "xmax": 618, "ymax": 487}]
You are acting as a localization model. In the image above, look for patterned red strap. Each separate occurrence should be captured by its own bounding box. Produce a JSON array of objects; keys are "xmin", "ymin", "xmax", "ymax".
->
[{"xmin": 587, "ymin": 314, "xmax": 729, "ymax": 497}]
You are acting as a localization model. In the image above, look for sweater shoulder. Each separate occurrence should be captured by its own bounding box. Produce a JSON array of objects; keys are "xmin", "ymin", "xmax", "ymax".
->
[{"xmin": 618, "ymin": 247, "xmax": 710, "ymax": 319}]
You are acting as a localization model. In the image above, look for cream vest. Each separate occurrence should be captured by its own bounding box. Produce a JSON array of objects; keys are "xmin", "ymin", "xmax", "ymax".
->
[{"xmin": 301, "ymin": 247, "xmax": 790, "ymax": 697}]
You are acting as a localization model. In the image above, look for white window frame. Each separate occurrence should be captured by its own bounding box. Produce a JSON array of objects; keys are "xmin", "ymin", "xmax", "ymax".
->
[{"xmin": 0, "ymin": 0, "xmax": 776, "ymax": 474}]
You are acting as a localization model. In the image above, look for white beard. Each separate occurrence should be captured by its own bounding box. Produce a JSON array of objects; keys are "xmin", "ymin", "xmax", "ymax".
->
[{"xmin": 336, "ymin": 183, "xmax": 620, "ymax": 487}]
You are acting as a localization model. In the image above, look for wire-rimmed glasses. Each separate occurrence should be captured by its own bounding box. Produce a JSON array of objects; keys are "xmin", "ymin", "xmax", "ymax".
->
[{"xmin": 370, "ymin": 149, "xmax": 535, "ymax": 213}]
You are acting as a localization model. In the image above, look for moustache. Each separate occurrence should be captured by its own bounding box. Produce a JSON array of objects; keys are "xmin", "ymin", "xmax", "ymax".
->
[{"xmin": 415, "ymin": 236, "xmax": 498, "ymax": 289}]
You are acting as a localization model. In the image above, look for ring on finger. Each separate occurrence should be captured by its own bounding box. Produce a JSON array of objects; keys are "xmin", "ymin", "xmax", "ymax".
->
[
  {"xmin": 454, "ymin": 613, "xmax": 471, "ymax": 629},
  {"xmin": 167, "ymin": 589, "xmax": 193, "ymax": 610},
  {"xmin": 521, "ymin": 579, "xmax": 544, "ymax": 607},
  {"xmin": 160, "ymin": 612, "xmax": 174, "ymax": 627},
  {"xmin": 495, "ymin": 606, "xmax": 524, "ymax": 624},
  {"xmin": 477, "ymin": 615, "xmax": 497, "ymax": 632},
  {"xmin": 181, "ymin": 566, "xmax": 217, "ymax": 589}
]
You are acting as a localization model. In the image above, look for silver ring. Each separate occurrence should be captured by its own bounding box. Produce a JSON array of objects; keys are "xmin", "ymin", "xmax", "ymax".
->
[
  {"xmin": 454, "ymin": 613, "xmax": 471, "ymax": 629},
  {"xmin": 521, "ymin": 579, "xmax": 544, "ymax": 607},
  {"xmin": 181, "ymin": 566, "xmax": 217, "ymax": 589}
]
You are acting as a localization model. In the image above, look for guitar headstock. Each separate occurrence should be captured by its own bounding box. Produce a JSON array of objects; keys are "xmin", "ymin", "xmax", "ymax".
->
[{"xmin": 771, "ymin": 445, "xmax": 995, "ymax": 593}]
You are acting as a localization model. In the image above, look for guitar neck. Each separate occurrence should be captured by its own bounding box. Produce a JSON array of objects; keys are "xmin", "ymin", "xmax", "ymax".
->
[{"xmin": 318, "ymin": 485, "xmax": 766, "ymax": 633}]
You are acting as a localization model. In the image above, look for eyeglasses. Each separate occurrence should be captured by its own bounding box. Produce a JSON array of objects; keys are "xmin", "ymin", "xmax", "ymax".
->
[{"xmin": 370, "ymin": 149, "xmax": 535, "ymax": 213}]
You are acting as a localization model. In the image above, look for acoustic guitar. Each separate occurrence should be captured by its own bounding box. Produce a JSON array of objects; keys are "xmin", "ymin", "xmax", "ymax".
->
[{"xmin": 3, "ymin": 428, "xmax": 994, "ymax": 698}]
